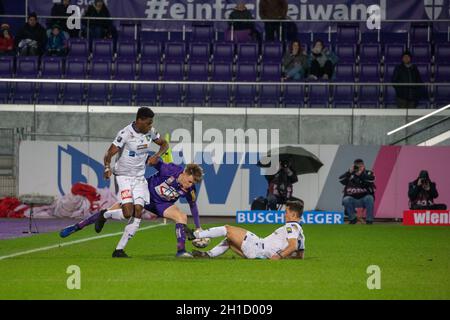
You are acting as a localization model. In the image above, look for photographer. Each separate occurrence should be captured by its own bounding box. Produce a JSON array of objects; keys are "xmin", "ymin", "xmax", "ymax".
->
[
  {"xmin": 339, "ymin": 159, "xmax": 375, "ymax": 224},
  {"xmin": 265, "ymin": 159, "xmax": 299, "ymax": 210},
  {"xmin": 408, "ymin": 170, "xmax": 447, "ymax": 210}
]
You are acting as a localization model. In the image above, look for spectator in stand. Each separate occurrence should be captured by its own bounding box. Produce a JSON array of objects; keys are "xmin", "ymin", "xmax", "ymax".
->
[
  {"xmin": 47, "ymin": 0, "xmax": 79, "ymax": 38},
  {"xmin": 282, "ymin": 40, "xmax": 308, "ymax": 81},
  {"xmin": 339, "ymin": 159, "xmax": 376, "ymax": 224},
  {"xmin": 308, "ymin": 40, "xmax": 338, "ymax": 80},
  {"xmin": 259, "ymin": 0, "xmax": 287, "ymax": 41},
  {"xmin": 0, "ymin": 24, "xmax": 14, "ymax": 55},
  {"xmin": 46, "ymin": 24, "xmax": 68, "ymax": 56},
  {"xmin": 408, "ymin": 170, "xmax": 447, "ymax": 210},
  {"xmin": 392, "ymin": 50, "xmax": 425, "ymax": 109},
  {"xmin": 15, "ymin": 12, "xmax": 47, "ymax": 56},
  {"xmin": 228, "ymin": 2, "xmax": 259, "ymax": 42},
  {"xmin": 83, "ymin": 0, "xmax": 117, "ymax": 40}
]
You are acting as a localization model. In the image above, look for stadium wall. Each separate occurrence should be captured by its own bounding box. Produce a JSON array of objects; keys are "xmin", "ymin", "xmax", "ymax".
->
[
  {"xmin": 17, "ymin": 140, "xmax": 450, "ymax": 219},
  {"xmin": 1, "ymin": 106, "xmax": 449, "ymax": 146}
]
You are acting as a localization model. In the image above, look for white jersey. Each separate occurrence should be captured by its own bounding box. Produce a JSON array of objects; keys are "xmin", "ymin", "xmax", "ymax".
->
[
  {"xmin": 263, "ymin": 221, "xmax": 305, "ymax": 257},
  {"xmin": 112, "ymin": 123, "xmax": 160, "ymax": 177}
]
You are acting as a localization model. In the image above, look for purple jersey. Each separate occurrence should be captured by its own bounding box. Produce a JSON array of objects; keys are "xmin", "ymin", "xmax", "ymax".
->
[{"xmin": 145, "ymin": 160, "xmax": 200, "ymax": 228}]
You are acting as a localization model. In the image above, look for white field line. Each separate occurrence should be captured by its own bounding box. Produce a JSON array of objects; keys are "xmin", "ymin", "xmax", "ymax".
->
[{"xmin": 0, "ymin": 223, "xmax": 167, "ymax": 261}]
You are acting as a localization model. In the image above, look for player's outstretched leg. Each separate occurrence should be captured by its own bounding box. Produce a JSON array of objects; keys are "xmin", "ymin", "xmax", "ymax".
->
[
  {"xmin": 193, "ymin": 239, "xmax": 230, "ymax": 258},
  {"xmin": 163, "ymin": 205, "xmax": 193, "ymax": 258},
  {"xmin": 59, "ymin": 211, "xmax": 101, "ymax": 238},
  {"xmin": 95, "ymin": 204, "xmax": 128, "ymax": 233}
]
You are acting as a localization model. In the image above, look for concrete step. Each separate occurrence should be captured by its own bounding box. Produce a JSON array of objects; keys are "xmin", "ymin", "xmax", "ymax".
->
[
  {"xmin": 0, "ymin": 155, "xmax": 14, "ymax": 169},
  {"xmin": 0, "ymin": 176, "xmax": 15, "ymax": 197}
]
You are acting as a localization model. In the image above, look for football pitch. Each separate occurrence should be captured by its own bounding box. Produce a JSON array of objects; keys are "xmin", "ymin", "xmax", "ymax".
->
[{"xmin": 0, "ymin": 221, "xmax": 449, "ymax": 300}]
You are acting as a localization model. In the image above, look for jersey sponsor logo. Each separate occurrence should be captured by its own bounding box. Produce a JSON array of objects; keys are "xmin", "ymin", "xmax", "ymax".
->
[
  {"xmin": 116, "ymin": 136, "xmax": 122, "ymax": 143},
  {"xmin": 137, "ymin": 144, "xmax": 148, "ymax": 150},
  {"xmin": 128, "ymin": 151, "xmax": 136, "ymax": 157},
  {"xmin": 166, "ymin": 176, "xmax": 175, "ymax": 184},
  {"xmin": 155, "ymin": 182, "xmax": 180, "ymax": 201},
  {"xmin": 121, "ymin": 189, "xmax": 132, "ymax": 200},
  {"xmin": 190, "ymin": 190, "xmax": 196, "ymax": 202},
  {"xmin": 286, "ymin": 227, "xmax": 293, "ymax": 234},
  {"xmin": 146, "ymin": 135, "xmax": 151, "ymax": 142},
  {"xmin": 292, "ymin": 224, "xmax": 299, "ymax": 231}
]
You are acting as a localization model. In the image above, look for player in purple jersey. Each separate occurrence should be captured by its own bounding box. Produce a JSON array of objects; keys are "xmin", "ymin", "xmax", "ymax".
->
[{"xmin": 60, "ymin": 159, "xmax": 204, "ymax": 258}]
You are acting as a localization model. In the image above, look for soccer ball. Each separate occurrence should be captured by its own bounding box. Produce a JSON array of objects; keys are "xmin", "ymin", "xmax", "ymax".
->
[{"xmin": 192, "ymin": 237, "xmax": 210, "ymax": 249}]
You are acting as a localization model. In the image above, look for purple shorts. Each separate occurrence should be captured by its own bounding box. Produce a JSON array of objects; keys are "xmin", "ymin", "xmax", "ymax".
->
[{"xmin": 144, "ymin": 201, "xmax": 174, "ymax": 217}]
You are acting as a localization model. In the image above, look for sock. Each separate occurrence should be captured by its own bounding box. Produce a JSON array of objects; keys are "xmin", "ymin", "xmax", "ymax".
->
[
  {"xmin": 207, "ymin": 239, "xmax": 230, "ymax": 257},
  {"xmin": 196, "ymin": 226, "xmax": 227, "ymax": 239},
  {"xmin": 76, "ymin": 211, "xmax": 100, "ymax": 229},
  {"xmin": 116, "ymin": 218, "xmax": 141, "ymax": 250},
  {"xmin": 104, "ymin": 209, "xmax": 126, "ymax": 221},
  {"xmin": 175, "ymin": 223, "xmax": 187, "ymax": 253}
]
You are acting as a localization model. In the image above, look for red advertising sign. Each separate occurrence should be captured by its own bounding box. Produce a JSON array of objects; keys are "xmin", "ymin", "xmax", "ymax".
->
[{"xmin": 403, "ymin": 210, "xmax": 450, "ymax": 226}]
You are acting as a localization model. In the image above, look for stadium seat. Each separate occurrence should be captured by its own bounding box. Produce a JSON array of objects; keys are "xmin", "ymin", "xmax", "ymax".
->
[
  {"xmin": 138, "ymin": 61, "xmax": 160, "ymax": 80},
  {"xmin": 260, "ymin": 63, "xmax": 281, "ymax": 81},
  {"xmin": 211, "ymin": 63, "xmax": 232, "ymax": 81},
  {"xmin": 0, "ymin": 56, "xmax": 14, "ymax": 77},
  {"xmin": 380, "ymin": 32, "xmax": 408, "ymax": 45},
  {"xmin": 237, "ymin": 43, "xmax": 259, "ymax": 63},
  {"xmin": 68, "ymin": 39, "xmax": 89, "ymax": 59},
  {"xmin": 234, "ymin": 63, "xmax": 257, "ymax": 106},
  {"xmin": 116, "ymin": 42, "xmax": 138, "ymax": 61},
  {"xmin": 359, "ymin": 64, "xmax": 381, "ymax": 82},
  {"xmin": 209, "ymin": 64, "xmax": 232, "ymax": 107},
  {"xmin": 410, "ymin": 23, "xmax": 430, "ymax": 43},
  {"xmin": 435, "ymin": 64, "xmax": 450, "ymax": 83},
  {"xmin": 409, "ymin": 44, "xmax": 431, "ymax": 63},
  {"xmin": 359, "ymin": 44, "xmax": 382, "ymax": 64},
  {"xmin": 185, "ymin": 63, "xmax": 208, "ymax": 106},
  {"xmin": 261, "ymin": 43, "xmax": 283, "ymax": 64},
  {"xmin": 160, "ymin": 84, "xmax": 184, "ymax": 106},
  {"xmin": 36, "ymin": 83, "xmax": 60, "ymax": 104},
  {"xmin": 188, "ymin": 43, "xmax": 210, "ymax": 63},
  {"xmin": 434, "ymin": 86, "xmax": 450, "ymax": 107},
  {"xmin": 192, "ymin": 25, "xmax": 214, "ymax": 42},
  {"xmin": 384, "ymin": 44, "xmax": 407, "ymax": 64},
  {"xmin": 308, "ymin": 85, "xmax": 330, "ymax": 108},
  {"xmin": 0, "ymin": 82, "xmax": 11, "ymax": 103},
  {"xmin": 434, "ymin": 44, "xmax": 450, "ymax": 64},
  {"xmin": 361, "ymin": 32, "xmax": 379, "ymax": 44},
  {"xmin": 92, "ymin": 40, "xmax": 114, "ymax": 61},
  {"xmin": 16, "ymin": 57, "xmax": 38, "ymax": 78},
  {"xmin": 114, "ymin": 60, "xmax": 136, "ymax": 80},
  {"xmin": 90, "ymin": 61, "xmax": 112, "ymax": 80},
  {"xmin": 162, "ymin": 62, "xmax": 184, "ymax": 81},
  {"xmin": 357, "ymin": 85, "xmax": 381, "ymax": 108},
  {"xmin": 119, "ymin": 23, "xmax": 141, "ymax": 41},
  {"xmin": 11, "ymin": 83, "xmax": 36, "ymax": 104},
  {"xmin": 334, "ymin": 64, "xmax": 356, "ymax": 81},
  {"xmin": 415, "ymin": 63, "xmax": 431, "ymax": 83},
  {"xmin": 164, "ymin": 42, "xmax": 186, "ymax": 63},
  {"xmin": 283, "ymin": 84, "xmax": 305, "ymax": 108},
  {"xmin": 382, "ymin": 85, "xmax": 397, "ymax": 108},
  {"xmin": 337, "ymin": 24, "xmax": 359, "ymax": 44},
  {"xmin": 212, "ymin": 42, "xmax": 235, "ymax": 63},
  {"xmin": 41, "ymin": 57, "xmax": 64, "ymax": 79},
  {"xmin": 335, "ymin": 44, "xmax": 357, "ymax": 63},
  {"xmin": 141, "ymin": 41, "xmax": 163, "ymax": 63},
  {"xmin": 140, "ymin": 30, "xmax": 168, "ymax": 43},
  {"xmin": 65, "ymin": 59, "xmax": 88, "ymax": 79},
  {"xmin": 331, "ymin": 85, "xmax": 355, "ymax": 108},
  {"xmin": 259, "ymin": 84, "xmax": 281, "ymax": 107}
]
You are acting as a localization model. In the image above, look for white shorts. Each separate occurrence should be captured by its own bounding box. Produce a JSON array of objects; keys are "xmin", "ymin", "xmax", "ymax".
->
[
  {"xmin": 115, "ymin": 175, "xmax": 149, "ymax": 207},
  {"xmin": 241, "ymin": 232, "xmax": 266, "ymax": 259}
]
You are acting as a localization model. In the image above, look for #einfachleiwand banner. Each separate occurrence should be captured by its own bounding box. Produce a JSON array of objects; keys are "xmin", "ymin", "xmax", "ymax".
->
[{"xmin": 27, "ymin": 0, "xmax": 450, "ymax": 32}]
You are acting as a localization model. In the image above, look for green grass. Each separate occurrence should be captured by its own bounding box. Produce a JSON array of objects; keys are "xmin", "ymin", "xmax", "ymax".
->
[{"xmin": 0, "ymin": 221, "xmax": 449, "ymax": 300}]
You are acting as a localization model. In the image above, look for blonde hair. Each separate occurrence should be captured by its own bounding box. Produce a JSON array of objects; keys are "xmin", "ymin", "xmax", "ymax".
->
[{"xmin": 184, "ymin": 164, "xmax": 204, "ymax": 183}]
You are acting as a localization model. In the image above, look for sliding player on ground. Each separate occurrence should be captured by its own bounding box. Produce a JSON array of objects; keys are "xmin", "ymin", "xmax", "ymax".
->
[{"xmin": 185, "ymin": 200, "xmax": 306, "ymax": 260}]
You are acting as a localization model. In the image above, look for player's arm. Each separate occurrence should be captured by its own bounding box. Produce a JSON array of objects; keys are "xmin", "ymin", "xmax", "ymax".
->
[
  {"xmin": 103, "ymin": 144, "xmax": 120, "ymax": 180},
  {"xmin": 147, "ymin": 137, "xmax": 169, "ymax": 166},
  {"xmin": 271, "ymin": 238, "xmax": 298, "ymax": 260},
  {"xmin": 288, "ymin": 250, "xmax": 305, "ymax": 260}
]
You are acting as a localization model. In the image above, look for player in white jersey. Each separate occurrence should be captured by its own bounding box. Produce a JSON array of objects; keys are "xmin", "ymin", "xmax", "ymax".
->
[
  {"xmin": 185, "ymin": 200, "xmax": 305, "ymax": 260},
  {"xmin": 101, "ymin": 107, "xmax": 168, "ymax": 258}
]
